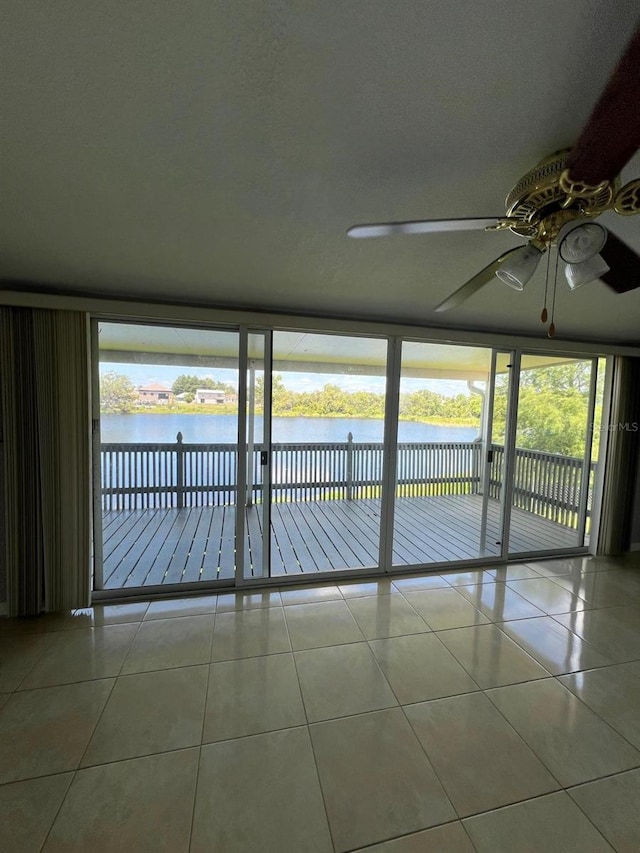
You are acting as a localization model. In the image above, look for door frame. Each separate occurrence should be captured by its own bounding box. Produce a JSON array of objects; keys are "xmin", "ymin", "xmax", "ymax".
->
[
  {"xmin": 90, "ymin": 318, "xmax": 105, "ymax": 590},
  {"xmin": 235, "ymin": 327, "xmax": 273, "ymax": 587},
  {"xmin": 478, "ymin": 348, "xmax": 516, "ymax": 559}
]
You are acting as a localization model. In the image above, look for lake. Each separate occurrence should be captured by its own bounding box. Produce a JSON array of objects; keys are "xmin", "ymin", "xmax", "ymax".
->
[{"xmin": 100, "ymin": 413, "xmax": 478, "ymax": 444}]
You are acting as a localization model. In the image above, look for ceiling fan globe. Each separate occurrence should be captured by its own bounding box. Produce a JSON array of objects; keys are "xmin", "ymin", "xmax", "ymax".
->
[
  {"xmin": 559, "ymin": 222, "xmax": 608, "ymax": 264},
  {"xmin": 495, "ymin": 244, "xmax": 544, "ymax": 290}
]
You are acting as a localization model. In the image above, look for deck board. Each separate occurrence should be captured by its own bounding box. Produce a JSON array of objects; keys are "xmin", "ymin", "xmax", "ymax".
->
[
  {"xmin": 395, "ymin": 500, "xmax": 460, "ymax": 558},
  {"xmin": 246, "ymin": 504, "xmax": 266, "ymax": 576},
  {"xmin": 301, "ymin": 501, "xmax": 376, "ymax": 568},
  {"xmin": 101, "ymin": 494, "xmax": 580, "ymax": 589},
  {"xmin": 399, "ymin": 496, "xmax": 495, "ymax": 561},
  {"xmin": 218, "ymin": 507, "xmax": 236, "ymax": 580},
  {"xmin": 280, "ymin": 503, "xmax": 333, "ymax": 572},
  {"xmin": 271, "ymin": 504, "xmax": 318, "ymax": 574},
  {"xmin": 107, "ymin": 510, "xmax": 169, "ymax": 588},
  {"xmin": 181, "ymin": 507, "xmax": 216, "ymax": 583},
  {"xmin": 200, "ymin": 507, "xmax": 226, "ymax": 581},
  {"xmin": 163, "ymin": 507, "xmax": 205, "ymax": 584},
  {"xmin": 310, "ymin": 501, "xmax": 378, "ymax": 566},
  {"xmin": 134, "ymin": 511, "xmax": 189, "ymax": 587},
  {"xmin": 285, "ymin": 502, "xmax": 349, "ymax": 570}
]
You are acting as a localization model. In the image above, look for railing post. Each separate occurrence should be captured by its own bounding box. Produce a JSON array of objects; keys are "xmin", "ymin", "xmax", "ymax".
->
[
  {"xmin": 346, "ymin": 432, "xmax": 353, "ymax": 500},
  {"xmin": 176, "ymin": 432, "xmax": 184, "ymax": 509},
  {"xmin": 472, "ymin": 437, "xmax": 482, "ymax": 495}
]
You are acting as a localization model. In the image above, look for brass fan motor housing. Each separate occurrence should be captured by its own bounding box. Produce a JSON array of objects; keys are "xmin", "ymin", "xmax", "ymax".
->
[{"xmin": 503, "ymin": 149, "xmax": 620, "ymax": 241}]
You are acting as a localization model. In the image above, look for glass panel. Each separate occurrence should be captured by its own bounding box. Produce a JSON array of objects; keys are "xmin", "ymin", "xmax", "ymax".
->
[
  {"xmin": 478, "ymin": 351, "xmax": 512, "ymax": 558},
  {"xmin": 269, "ymin": 331, "xmax": 388, "ymax": 575},
  {"xmin": 392, "ymin": 342, "xmax": 493, "ymax": 566},
  {"xmin": 96, "ymin": 321, "xmax": 239, "ymax": 590},
  {"xmin": 507, "ymin": 354, "xmax": 595, "ymax": 555},
  {"xmin": 584, "ymin": 358, "xmax": 607, "ymax": 548},
  {"xmin": 242, "ymin": 332, "xmax": 270, "ymax": 580}
]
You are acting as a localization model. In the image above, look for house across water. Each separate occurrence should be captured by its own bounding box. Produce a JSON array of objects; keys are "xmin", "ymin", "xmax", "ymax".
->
[
  {"xmin": 196, "ymin": 388, "xmax": 227, "ymax": 405},
  {"xmin": 137, "ymin": 382, "xmax": 173, "ymax": 405}
]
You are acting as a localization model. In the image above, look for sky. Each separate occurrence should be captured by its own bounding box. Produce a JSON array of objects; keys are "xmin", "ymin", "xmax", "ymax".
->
[{"xmin": 99, "ymin": 362, "xmax": 471, "ymax": 397}]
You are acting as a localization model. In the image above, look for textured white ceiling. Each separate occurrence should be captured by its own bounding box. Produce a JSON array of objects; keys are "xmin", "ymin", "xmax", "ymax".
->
[{"xmin": 2, "ymin": 1, "xmax": 639, "ymax": 344}]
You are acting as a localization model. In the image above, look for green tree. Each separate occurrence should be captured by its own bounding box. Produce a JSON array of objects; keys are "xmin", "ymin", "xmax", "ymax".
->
[
  {"xmin": 172, "ymin": 374, "xmax": 228, "ymax": 395},
  {"xmin": 100, "ymin": 371, "xmax": 138, "ymax": 414},
  {"xmin": 519, "ymin": 362, "xmax": 591, "ymax": 394},
  {"xmin": 492, "ymin": 361, "xmax": 593, "ymax": 456},
  {"xmin": 255, "ymin": 374, "xmax": 287, "ymax": 412}
]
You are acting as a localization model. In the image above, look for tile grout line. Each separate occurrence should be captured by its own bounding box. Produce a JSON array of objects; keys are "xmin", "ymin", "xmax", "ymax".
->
[
  {"xmin": 482, "ymin": 675, "xmax": 640, "ymax": 786},
  {"xmin": 353, "ymin": 593, "xmax": 483, "ymax": 839},
  {"xmin": 426, "ymin": 619, "xmax": 553, "ymax": 690},
  {"xmin": 565, "ymin": 764, "xmax": 640, "ymax": 793},
  {"xmin": 33, "ymin": 606, "xmax": 151, "ymax": 852},
  {"xmin": 342, "ymin": 817, "xmax": 477, "ymax": 853},
  {"xmin": 383, "ymin": 586, "xmax": 436, "ymax": 631},
  {"xmin": 38, "ymin": 770, "xmax": 76, "ymax": 852},
  {"xmin": 283, "ymin": 596, "xmax": 338, "ymax": 853},
  {"xmin": 496, "ymin": 610, "xmax": 621, "ymax": 673},
  {"xmin": 10, "ymin": 634, "xmax": 56, "ymax": 693},
  {"xmin": 187, "ymin": 607, "xmax": 217, "ymax": 851},
  {"xmin": 393, "ymin": 663, "xmax": 635, "ymax": 848},
  {"xmin": 563, "ymin": 763, "xmax": 640, "ymax": 848},
  {"xmin": 395, "ymin": 698, "xmax": 460, "ymax": 828},
  {"xmin": 554, "ymin": 672, "xmax": 640, "ymax": 757},
  {"xmin": 74, "ymin": 613, "xmax": 148, "ymax": 770},
  {"xmin": 556, "ymin": 794, "xmax": 620, "ymax": 852}
]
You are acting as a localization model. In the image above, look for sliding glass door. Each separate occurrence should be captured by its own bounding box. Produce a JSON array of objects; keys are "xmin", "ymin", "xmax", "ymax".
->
[
  {"xmin": 95, "ymin": 321, "xmax": 240, "ymax": 591},
  {"xmin": 507, "ymin": 354, "xmax": 598, "ymax": 556},
  {"xmin": 237, "ymin": 329, "xmax": 397, "ymax": 583},
  {"xmin": 390, "ymin": 342, "xmax": 509, "ymax": 567},
  {"xmin": 93, "ymin": 320, "xmax": 603, "ymax": 595},
  {"xmin": 254, "ymin": 330, "xmax": 389, "ymax": 579}
]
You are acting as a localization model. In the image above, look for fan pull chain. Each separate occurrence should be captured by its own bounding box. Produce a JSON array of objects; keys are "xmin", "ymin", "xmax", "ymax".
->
[
  {"xmin": 541, "ymin": 248, "xmax": 551, "ymax": 323},
  {"xmin": 548, "ymin": 247, "xmax": 560, "ymax": 338}
]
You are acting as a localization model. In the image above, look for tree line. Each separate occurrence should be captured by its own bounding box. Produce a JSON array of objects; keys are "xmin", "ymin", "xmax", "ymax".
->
[{"xmin": 256, "ymin": 375, "xmax": 481, "ymax": 423}]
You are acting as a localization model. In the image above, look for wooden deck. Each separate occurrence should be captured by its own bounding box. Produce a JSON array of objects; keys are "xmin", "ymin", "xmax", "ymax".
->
[{"xmin": 100, "ymin": 495, "xmax": 580, "ymax": 588}]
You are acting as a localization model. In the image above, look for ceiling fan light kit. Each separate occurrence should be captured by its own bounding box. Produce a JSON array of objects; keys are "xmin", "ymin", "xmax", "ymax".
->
[
  {"xmin": 565, "ymin": 255, "xmax": 611, "ymax": 291},
  {"xmin": 347, "ymin": 26, "xmax": 640, "ymax": 334},
  {"xmin": 495, "ymin": 244, "xmax": 544, "ymax": 290},
  {"xmin": 558, "ymin": 220, "xmax": 610, "ymax": 290},
  {"xmin": 558, "ymin": 221, "xmax": 608, "ymax": 264}
]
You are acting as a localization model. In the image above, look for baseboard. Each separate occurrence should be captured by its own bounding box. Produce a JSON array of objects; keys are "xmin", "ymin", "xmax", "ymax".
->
[{"xmin": 630, "ymin": 542, "xmax": 640, "ymax": 552}]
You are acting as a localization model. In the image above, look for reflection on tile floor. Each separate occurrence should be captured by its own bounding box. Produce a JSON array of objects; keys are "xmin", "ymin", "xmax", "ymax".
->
[{"xmin": 1, "ymin": 553, "xmax": 640, "ymax": 851}]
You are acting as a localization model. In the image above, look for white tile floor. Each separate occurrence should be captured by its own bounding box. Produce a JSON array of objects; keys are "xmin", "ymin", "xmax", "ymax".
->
[{"xmin": 1, "ymin": 554, "xmax": 640, "ymax": 851}]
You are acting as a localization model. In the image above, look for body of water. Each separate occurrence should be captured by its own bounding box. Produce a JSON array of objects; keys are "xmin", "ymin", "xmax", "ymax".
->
[{"xmin": 100, "ymin": 413, "xmax": 478, "ymax": 444}]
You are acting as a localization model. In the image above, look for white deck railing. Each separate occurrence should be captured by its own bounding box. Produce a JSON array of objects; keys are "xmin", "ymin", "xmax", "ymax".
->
[{"xmin": 100, "ymin": 434, "xmax": 594, "ymax": 528}]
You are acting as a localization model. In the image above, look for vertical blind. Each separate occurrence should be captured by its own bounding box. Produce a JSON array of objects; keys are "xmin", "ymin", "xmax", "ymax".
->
[
  {"xmin": 0, "ymin": 307, "xmax": 91, "ymax": 616},
  {"xmin": 597, "ymin": 356, "xmax": 640, "ymax": 555}
]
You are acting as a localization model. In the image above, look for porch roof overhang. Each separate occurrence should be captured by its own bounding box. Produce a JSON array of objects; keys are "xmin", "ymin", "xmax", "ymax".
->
[{"xmin": 98, "ymin": 322, "xmax": 578, "ymax": 380}]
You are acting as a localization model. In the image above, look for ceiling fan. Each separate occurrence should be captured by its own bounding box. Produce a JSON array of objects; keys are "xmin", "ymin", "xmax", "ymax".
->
[{"xmin": 347, "ymin": 27, "xmax": 640, "ymax": 331}]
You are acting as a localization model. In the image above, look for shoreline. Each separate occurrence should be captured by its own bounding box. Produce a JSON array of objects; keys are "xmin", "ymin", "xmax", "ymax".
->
[{"xmin": 101, "ymin": 410, "xmax": 479, "ymax": 429}]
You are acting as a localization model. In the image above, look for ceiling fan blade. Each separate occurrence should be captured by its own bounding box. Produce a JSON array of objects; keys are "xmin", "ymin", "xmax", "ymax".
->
[
  {"xmin": 433, "ymin": 247, "xmax": 524, "ymax": 312},
  {"xmin": 347, "ymin": 217, "xmax": 500, "ymax": 239},
  {"xmin": 566, "ymin": 26, "xmax": 640, "ymax": 184},
  {"xmin": 599, "ymin": 230, "xmax": 640, "ymax": 293}
]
